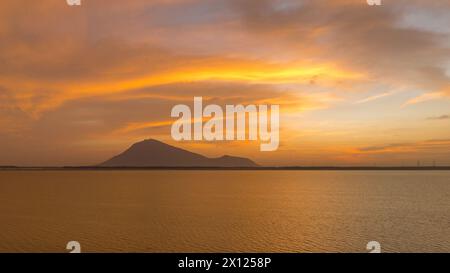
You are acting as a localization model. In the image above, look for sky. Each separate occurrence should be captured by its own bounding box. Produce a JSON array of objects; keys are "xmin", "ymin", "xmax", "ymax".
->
[{"xmin": 0, "ymin": 0, "xmax": 450, "ymax": 166}]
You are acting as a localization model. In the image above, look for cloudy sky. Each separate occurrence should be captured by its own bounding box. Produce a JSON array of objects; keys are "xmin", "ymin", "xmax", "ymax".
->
[{"xmin": 1, "ymin": 0, "xmax": 450, "ymax": 166}]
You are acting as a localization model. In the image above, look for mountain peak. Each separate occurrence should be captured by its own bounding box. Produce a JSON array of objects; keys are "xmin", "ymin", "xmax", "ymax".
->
[
  {"xmin": 133, "ymin": 139, "xmax": 165, "ymax": 146},
  {"xmin": 142, "ymin": 138, "xmax": 162, "ymax": 143},
  {"xmin": 100, "ymin": 139, "xmax": 259, "ymax": 167}
]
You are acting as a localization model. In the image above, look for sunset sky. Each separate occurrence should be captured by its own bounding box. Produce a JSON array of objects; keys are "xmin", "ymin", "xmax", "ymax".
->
[{"xmin": 1, "ymin": 0, "xmax": 450, "ymax": 166}]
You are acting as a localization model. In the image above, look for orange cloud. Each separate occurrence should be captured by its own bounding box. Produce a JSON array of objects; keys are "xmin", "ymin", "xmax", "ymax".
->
[
  {"xmin": 403, "ymin": 85, "xmax": 450, "ymax": 106},
  {"xmin": 1, "ymin": 58, "xmax": 363, "ymax": 117},
  {"xmin": 357, "ymin": 139, "xmax": 450, "ymax": 154}
]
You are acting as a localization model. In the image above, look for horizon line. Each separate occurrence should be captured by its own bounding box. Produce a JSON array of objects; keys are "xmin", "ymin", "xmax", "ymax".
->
[{"xmin": 1, "ymin": 166, "xmax": 450, "ymax": 171}]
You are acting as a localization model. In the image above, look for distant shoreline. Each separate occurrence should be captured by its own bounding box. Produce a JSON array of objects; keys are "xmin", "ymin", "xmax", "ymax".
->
[{"xmin": 1, "ymin": 166, "xmax": 450, "ymax": 171}]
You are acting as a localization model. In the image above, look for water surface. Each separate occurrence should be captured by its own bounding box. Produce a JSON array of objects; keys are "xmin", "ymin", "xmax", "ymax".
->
[{"xmin": 0, "ymin": 170, "xmax": 448, "ymax": 252}]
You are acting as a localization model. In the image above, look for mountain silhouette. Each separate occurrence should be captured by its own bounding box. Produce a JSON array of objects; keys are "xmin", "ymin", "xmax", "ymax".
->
[{"xmin": 100, "ymin": 139, "xmax": 259, "ymax": 167}]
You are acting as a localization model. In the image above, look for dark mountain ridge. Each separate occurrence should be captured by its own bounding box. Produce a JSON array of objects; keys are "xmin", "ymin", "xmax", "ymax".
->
[{"xmin": 100, "ymin": 139, "xmax": 259, "ymax": 167}]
